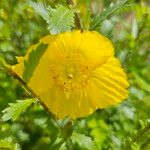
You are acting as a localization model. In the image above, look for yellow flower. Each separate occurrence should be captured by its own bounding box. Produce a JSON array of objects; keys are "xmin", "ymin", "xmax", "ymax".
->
[{"xmin": 12, "ymin": 30, "xmax": 129, "ymax": 119}]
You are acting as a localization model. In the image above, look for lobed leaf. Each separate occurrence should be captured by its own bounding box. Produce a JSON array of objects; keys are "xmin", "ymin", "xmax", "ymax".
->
[{"xmin": 2, "ymin": 99, "xmax": 36, "ymax": 121}]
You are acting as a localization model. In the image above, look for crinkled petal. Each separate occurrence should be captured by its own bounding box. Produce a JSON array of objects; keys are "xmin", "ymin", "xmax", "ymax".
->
[
  {"xmin": 47, "ymin": 31, "xmax": 114, "ymax": 67},
  {"xmin": 86, "ymin": 57, "xmax": 129, "ymax": 108}
]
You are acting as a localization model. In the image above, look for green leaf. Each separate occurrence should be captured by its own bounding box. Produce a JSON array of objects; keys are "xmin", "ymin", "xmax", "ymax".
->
[
  {"xmin": 30, "ymin": 2, "xmax": 49, "ymax": 21},
  {"xmin": 47, "ymin": 5, "xmax": 74, "ymax": 34},
  {"xmin": 30, "ymin": 2, "xmax": 74, "ymax": 34},
  {"xmin": 23, "ymin": 43, "xmax": 48, "ymax": 83},
  {"xmin": 2, "ymin": 99, "xmax": 36, "ymax": 121},
  {"xmin": 0, "ymin": 138, "xmax": 21, "ymax": 150},
  {"xmin": 90, "ymin": 0, "xmax": 127, "ymax": 30},
  {"xmin": 71, "ymin": 131, "xmax": 98, "ymax": 150},
  {"xmin": 132, "ymin": 71, "xmax": 150, "ymax": 93}
]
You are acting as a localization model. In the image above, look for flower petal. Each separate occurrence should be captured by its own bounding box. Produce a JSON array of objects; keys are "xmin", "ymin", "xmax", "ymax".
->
[
  {"xmin": 11, "ymin": 35, "xmax": 56, "ymax": 77},
  {"xmin": 86, "ymin": 57, "xmax": 129, "ymax": 108},
  {"xmin": 40, "ymin": 87, "xmax": 95, "ymax": 119}
]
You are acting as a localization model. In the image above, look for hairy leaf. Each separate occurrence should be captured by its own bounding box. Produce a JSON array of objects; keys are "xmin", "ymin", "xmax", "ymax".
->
[
  {"xmin": 2, "ymin": 99, "xmax": 36, "ymax": 121},
  {"xmin": 71, "ymin": 131, "xmax": 98, "ymax": 150},
  {"xmin": 47, "ymin": 5, "xmax": 74, "ymax": 34},
  {"xmin": 30, "ymin": 3, "xmax": 74, "ymax": 34},
  {"xmin": 23, "ymin": 43, "xmax": 48, "ymax": 83},
  {"xmin": 90, "ymin": 0, "xmax": 127, "ymax": 30}
]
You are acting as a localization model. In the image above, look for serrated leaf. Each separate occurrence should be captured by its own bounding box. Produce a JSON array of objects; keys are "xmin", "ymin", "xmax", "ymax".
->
[
  {"xmin": 71, "ymin": 131, "xmax": 98, "ymax": 150},
  {"xmin": 2, "ymin": 99, "xmax": 36, "ymax": 121},
  {"xmin": 0, "ymin": 138, "xmax": 21, "ymax": 150},
  {"xmin": 30, "ymin": 2, "xmax": 49, "ymax": 21},
  {"xmin": 90, "ymin": 0, "xmax": 127, "ymax": 30},
  {"xmin": 30, "ymin": 3, "xmax": 75, "ymax": 34},
  {"xmin": 47, "ymin": 5, "xmax": 74, "ymax": 34},
  {"xmin": 132, "ymin": 71, "xmax": 150, "ymax": 93},
  {"xmin": 23, "ymin": 43, "xmax": 48, "ymax": 83}
]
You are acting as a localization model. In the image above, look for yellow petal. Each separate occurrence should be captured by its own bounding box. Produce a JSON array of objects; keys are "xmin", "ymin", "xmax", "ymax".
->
[
  {"xmin": 46, "ymin": 31, "xmax": 114, "ymax": 67},
  {"xmin": 86, "ymin": 57, "xmax": 129, "ymax": 108},
  {"xmin": 40, "ymin": 87, "xmax": 95, "ymax": 119},
  {"xmin": 11, "ymin": 35, "xmax": 56, "ymax": 77}
]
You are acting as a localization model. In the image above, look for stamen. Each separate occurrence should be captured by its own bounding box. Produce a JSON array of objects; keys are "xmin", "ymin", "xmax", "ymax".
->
[
  {"xmin": 67, "ymin": 73, "xmax": 73, "ymax": 79},
  {"xmin": 50, "ymin": 55, "xmax": 90, "ymax": 94}
]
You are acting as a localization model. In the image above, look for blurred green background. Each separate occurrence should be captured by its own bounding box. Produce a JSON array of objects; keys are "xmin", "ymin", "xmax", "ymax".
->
[{"xmin": 0, "ymin": 0, "xmax": 150, "ymax": 149}]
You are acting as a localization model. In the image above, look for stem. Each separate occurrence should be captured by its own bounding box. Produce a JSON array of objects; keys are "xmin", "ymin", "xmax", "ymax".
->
[
  {"xmin": 9, "ymin": 68, "xmax": 35, "ymax": 97},
  {"xmin": 67, "ymin": 0, "xmax": 83, "ymax": 32},
  {"xmin": 124, "ymin": 122, "xmax": 150, "ymax": 150}
]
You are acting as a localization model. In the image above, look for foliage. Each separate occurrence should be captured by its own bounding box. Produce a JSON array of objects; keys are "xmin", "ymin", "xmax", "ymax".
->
[
  {"xmin": 90, "ymin": 0, "xmax": 127, "ymax": 30},
  {"xmin": 30, "ymin": 3, "xmax": 75, "ymax": 34},
  {"xmin": 47, "ymin": 5, "xmax": 75, "ymax": 34},
  {"xmin": 132, "ymin": 71, "xmax": 150, "ymax": 93},
  {"xmin": 0, "ymin": 0, "xmax": 150, "ymax": 150},
  {"xmin": 0, "ymin": 137, "xmax": 21, "ymax": 150},
  {"xmin": 71, "ymin": 131, "xmax": 98, "ymax": 150},
  {"xmin": 29, "ymin": 2, "xmax": 50, "ymax": 21},
  {"xmin": 2, "ymin": 99, "xmax": 36, "ymax": 121}
]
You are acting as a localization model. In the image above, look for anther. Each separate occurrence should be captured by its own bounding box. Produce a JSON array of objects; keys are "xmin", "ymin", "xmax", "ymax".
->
[{"xmin": 67, "ymin": 73, "xmax": 73, "ymax": 79}]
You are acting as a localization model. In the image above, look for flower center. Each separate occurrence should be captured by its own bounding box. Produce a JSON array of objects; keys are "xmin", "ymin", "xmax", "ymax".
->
[{"xmin": 50, "ymin": 54, "xmax": 91, "ymax": 96}]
